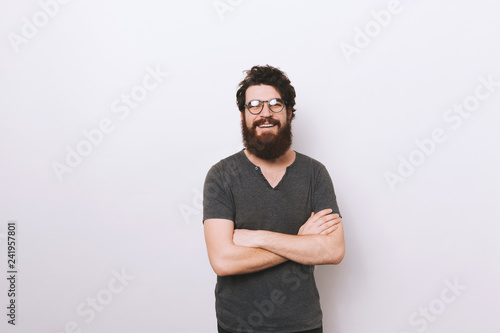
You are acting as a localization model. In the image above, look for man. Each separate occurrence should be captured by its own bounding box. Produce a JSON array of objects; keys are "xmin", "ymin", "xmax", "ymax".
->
[{"xmin": 203, "ymin": 65, "xmax": 344, "ymax": 333}]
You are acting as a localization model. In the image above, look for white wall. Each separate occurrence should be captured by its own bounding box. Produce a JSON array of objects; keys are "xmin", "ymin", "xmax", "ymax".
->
[{"xmin": 1, "ymin": 1, "xmax": 499, "ymax": 332}]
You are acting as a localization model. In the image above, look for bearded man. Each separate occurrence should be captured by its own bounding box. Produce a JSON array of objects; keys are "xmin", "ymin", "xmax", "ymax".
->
[{"xmin": 203, "ymin": 65, "xmax": 345, "ymax": 333}]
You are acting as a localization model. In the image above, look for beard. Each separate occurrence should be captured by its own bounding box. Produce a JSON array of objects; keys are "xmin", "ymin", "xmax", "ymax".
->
[{"xmin": 241, "ymin": 114, "xmax": 293, "ymax": 160}]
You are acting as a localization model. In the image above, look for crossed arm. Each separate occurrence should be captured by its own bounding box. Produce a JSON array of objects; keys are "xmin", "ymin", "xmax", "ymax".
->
[{"xmin": 203, "ymin": 209, "xmax": 345, "ymax": 276}]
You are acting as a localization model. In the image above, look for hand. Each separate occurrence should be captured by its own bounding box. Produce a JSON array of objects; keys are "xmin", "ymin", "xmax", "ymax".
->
[
  {"xmin": 298, "ymin": 209, "xmax": 342, "ymax": 236},
  {"xmin": 233, "ymin": 229, "xmax": 261, "ymax": 248}
]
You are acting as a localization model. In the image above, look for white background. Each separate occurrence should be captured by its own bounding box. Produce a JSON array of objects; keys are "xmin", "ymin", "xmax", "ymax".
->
[{"xmin": 1, "ymin": 1, "xmax": 499, "ymax": 332}]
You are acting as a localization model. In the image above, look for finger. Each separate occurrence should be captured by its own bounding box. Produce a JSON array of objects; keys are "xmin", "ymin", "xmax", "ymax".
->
[
  {"xmin": 303, "ymin": 210, "xmax": 335, "ymax": 231},
  {"xmin": 314, "ymin": 208, "xmax": 333, "ymax": 217},
  {"xmin": 314, "ymin": 216, "xmax": 330, "ymax": 229},
  {"xmin": 321, "ymin": 213, "xmax": 340, "ymax": 221},
  {"xmin": 321, "ymin": 224, "xmax": 339, "ymax": 235},
  {"xmin": 329, "ymin": 217, "xmax": 342, "ymax": 226},
  {"xmin": 314, "ymin": 219, "xmax": 337, "ymax": 234},
  {"xmin": 309, "ymin": 209, "xmax": 333, "ymax": 223},
  {"xmin": 316, "ymin": 214, "xmax": 339, "ymax": 227}
]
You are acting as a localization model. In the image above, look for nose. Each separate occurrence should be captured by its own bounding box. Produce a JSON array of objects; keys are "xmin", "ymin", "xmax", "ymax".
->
[{"xmin": 260, "ymin": 102, "xmax": 272, "ymax": 117}]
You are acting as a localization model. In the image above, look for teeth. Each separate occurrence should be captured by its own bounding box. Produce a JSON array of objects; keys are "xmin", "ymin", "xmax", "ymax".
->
[{"xmin": 259, "ymin": 124, "xmax": 275, "ymax": 128}]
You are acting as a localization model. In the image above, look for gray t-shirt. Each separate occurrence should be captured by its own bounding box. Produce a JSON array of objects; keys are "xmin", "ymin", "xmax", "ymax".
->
[{"xmin": 203, "ymin": 149, "xmax": 341, "ymax": 333}]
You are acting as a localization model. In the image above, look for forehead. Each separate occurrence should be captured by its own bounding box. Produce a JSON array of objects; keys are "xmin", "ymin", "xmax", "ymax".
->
[{"xmin": 245, "ymin": 85, "xmax": 281, "ymax": 101}]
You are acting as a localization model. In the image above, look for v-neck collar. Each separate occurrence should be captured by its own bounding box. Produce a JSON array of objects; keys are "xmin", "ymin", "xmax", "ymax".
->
[{"xmin": 239, "ymin": 149, "xmax": 298, "ymax": 190}]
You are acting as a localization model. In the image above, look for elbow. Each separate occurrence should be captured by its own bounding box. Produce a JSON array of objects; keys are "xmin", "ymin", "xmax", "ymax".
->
[
  {"xmin": 213, "ymin": 266, "xmax": 232, "ymax": 277},
  {"xmin": 210, "ymin": 258, "xmax": 234, "ymax": 277},
  {"xmin": 331, "ymin": 250, "xmax": 345, "ymax": 265},
  {"xmin": 326, "ymin": 245, "xmax": 345, "ymax": 265}
]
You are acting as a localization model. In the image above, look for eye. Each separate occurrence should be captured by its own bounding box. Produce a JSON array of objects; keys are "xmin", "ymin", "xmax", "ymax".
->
[
  {"xmin": 269, "ymin": 99, "xmax": 283, "ymax": 107},
  {"xmin": 249, "ymin": 100, "xmax": 262, "ymax": 107}
]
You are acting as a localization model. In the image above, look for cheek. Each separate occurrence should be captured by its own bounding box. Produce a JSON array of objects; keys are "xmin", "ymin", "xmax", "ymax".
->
[
  {"xmin": 281, "ymin": 114, "xmax": 289, "ymax": 126},
  {"xmin": 245, "ymin": 115, "xmax": 256, "ymax": 128}
]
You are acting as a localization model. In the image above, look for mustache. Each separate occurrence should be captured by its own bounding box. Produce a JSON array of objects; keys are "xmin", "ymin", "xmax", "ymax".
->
[{"xmin": 253, "ymin": 118, "xmax": 280, "ymax": 128}]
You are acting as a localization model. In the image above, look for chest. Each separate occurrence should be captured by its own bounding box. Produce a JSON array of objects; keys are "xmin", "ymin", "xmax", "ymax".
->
[
  {"xmin": 260, "ymin": 166, "xmax": 287, "ymax": 188},
  {"xmin": 232, "ymin": 166, "xmax": 313, "ymax": 233}
]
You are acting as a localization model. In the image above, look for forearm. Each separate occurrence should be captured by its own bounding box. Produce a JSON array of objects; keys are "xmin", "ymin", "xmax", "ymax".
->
[
  {"xmin": 211, "ymin": 244, "xmax": 287, "ymax": 276},
  {"xmin": 254, "ymin": 228, "xmax": 345, "ymax": 265}
]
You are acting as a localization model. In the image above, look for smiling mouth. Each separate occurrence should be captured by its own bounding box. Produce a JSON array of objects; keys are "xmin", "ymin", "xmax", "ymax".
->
[{"xmin": 258, "ymin": 124, "xmax": 277, "ymax": 128}]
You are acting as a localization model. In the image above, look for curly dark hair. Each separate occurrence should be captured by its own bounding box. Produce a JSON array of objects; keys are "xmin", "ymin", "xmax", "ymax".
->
[{"xmin": 236, "ymin": 65, "xmax": 296, "ymax": 120}]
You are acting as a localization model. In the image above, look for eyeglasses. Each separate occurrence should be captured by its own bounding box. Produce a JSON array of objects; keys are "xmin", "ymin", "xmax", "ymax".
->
[{"xmin": 245, "ymin": 98, "xmax": 286, "ymax": 115}]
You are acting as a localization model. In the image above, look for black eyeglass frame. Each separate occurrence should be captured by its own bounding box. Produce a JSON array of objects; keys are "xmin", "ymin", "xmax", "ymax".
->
[{"xmin": 244, "ymin": 98, "xmax": 286, "ymax": 115}]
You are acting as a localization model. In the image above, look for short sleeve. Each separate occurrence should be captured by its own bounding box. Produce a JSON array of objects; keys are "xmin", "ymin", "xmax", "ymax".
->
[
  {"xmin": 311, "ymin": 164, "xmax": 342, "ymax": 218},
  {"xmin": 203, "ymin": 163, "xmax": 235, "ymax": 223}
]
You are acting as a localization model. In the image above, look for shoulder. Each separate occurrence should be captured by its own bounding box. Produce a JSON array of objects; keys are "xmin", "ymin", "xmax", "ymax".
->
[
  {"xmin": 206, "ymin": 150, "xmax": 246, "ymax": 179},
  {"xmin": 209, "ymin": 150, "xmax": 245, "ymax": 170},
  {"xmin": 294, "ymin": 151, "xmax": 328, "ymax": 172},
  {"xmin": 293, "ymin": 152, "xmax": 334, "ymax": 184}
]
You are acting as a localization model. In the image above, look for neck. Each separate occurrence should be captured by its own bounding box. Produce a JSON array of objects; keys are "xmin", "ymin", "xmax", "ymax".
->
[{"xmin": 244, "ymin": 149, "xmax": 295, "ymax": 168}]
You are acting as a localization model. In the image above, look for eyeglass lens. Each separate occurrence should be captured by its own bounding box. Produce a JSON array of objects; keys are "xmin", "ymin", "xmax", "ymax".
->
[{"xmin": 247, "ymin": 99, "xmax": 284, "ymax": 114}]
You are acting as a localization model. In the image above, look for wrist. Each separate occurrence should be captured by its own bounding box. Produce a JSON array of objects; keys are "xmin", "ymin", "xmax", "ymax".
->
[
  {"xmin": 252, "ymin": 230, "xmax": 264, "ymax": 248},
  {"xmin": 256, "ymin": 230, "xmax": 274, "ymax": 248}
]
